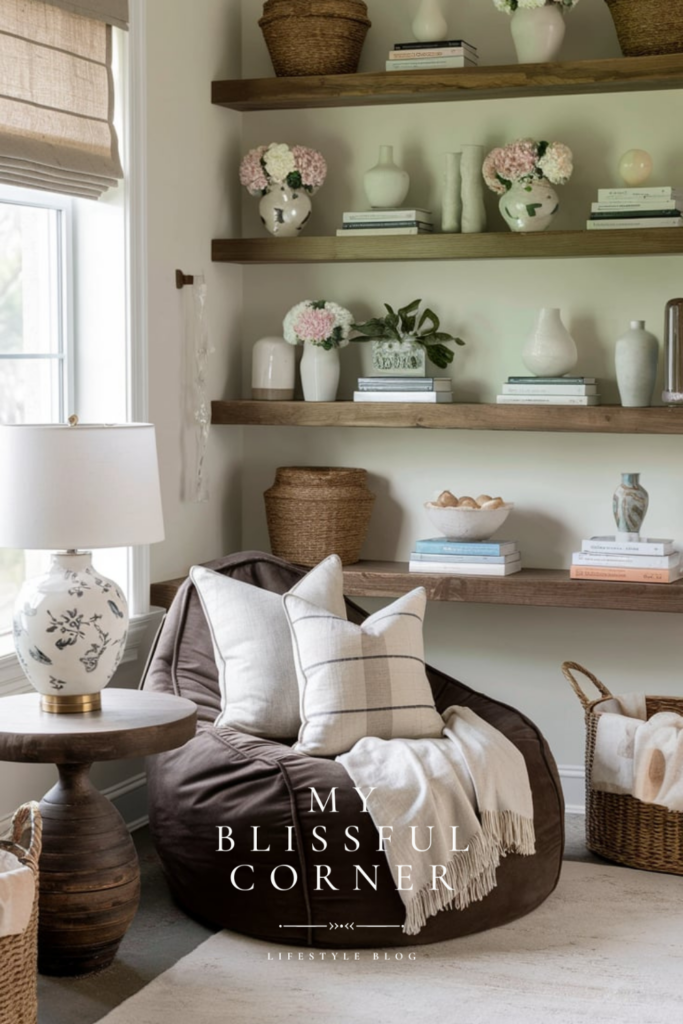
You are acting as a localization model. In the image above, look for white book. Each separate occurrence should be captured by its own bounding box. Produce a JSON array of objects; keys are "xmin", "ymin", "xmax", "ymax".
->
[
  {"xmin": 389, "ymin": 47, "xmax": 476, "ymax": 60},
  {"xmin": 496, "ymin": 395, "xmax": 600, "ymax": 406},
  {"xmin": 502, "ymin": 383, "xmax": 598, "ymax": 396},
  {"xmin": 587, "ymin": 218, "xmax": 683, "ymax": 230},
  {"xmin": 343, "ymin": 209, "xmax": 432, "ymax": 224},
  {"xmin": 409, "ymin": 558, "xmax": 522, "ymax": 576},
  {"xmin": 386, "ymin": 57, "xmax": 477, "ymax": 70},
  {"xmin": 354, "ymin": 391, "xmax": 452, "ymax": 403},
  {"xmin": 597, "ymin": 187, "xmax": 681, "ymax": 200},
  {"xmin": 337, "ymin": 227, "xmax": 432, "ymax": 237},
  {"xmin": 591, "ymin": 200, "xmax": 682, "ymax": 212},
  {"xmin": 582, "ymin": 537, "xmax": 674, "ymax": 556},
  {"xmin": 573, "ymin": 552, "xmax": 680, "ymax": 569}
]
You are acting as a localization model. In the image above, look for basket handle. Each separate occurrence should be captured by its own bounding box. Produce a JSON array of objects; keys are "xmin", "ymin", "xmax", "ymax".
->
[
  {"xmin": 562, "ymin": 661, "xmax": 613, "ymax": 709},
  {"xmin": 0, "ymin": 802, "xmax": 42, "ymax": 875}
]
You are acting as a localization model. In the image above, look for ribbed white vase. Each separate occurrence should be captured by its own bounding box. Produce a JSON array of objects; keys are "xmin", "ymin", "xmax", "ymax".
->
[
  {"xmin": 510, "ymin": 4, "xmax": 566, "ymax": 64},
  {"xmin": 300, "ymin": 344, "xmax": 340, "ymax": 402}
]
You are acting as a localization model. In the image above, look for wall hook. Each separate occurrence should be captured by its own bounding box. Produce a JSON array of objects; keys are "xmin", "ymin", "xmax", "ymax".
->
[{"xmin": 175, "ymin": 269, "xmax": 195, "ymax": 289}]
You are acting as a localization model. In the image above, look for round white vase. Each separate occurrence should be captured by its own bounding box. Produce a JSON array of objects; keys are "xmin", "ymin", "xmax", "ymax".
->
[
  {"xmin": 259, "ymin": 185, "xmax": 312, "ymax": 237},
  {"xmin": 522, "ymin": 308, "xmax": 578, "ymax": 377},
  {"xmin": 510, "ymin": 5, "xmax": 566, "ymax": 64},
  {"xmin": 412, "ymin": 0, "xmax": 448, "ymax": 42},
  {"xmin": 364, "ymin": 145, "xmax": 410, "ymax": 210},
  {"xmin": 251, "ymin": 336, "xmax": 295, "ymax": 400},
  {"xmin": 615, "ymin": 320, "xmax": 659, "ymax": 408},
  {"xmin": 13, "ymin": 551, "xmax": 128, "ymax": 711},
  {"xmin": 300, "ymin": 344, "xmax": 341, "ymax": 402},
  {"xmin": 499, "ymin": 180, "xmax": 559, "ymax": 233}
]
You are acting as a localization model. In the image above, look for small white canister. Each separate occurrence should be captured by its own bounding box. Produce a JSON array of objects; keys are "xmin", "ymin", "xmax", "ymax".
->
[{"xmin": 251, "ymin": 336, "xmax": 295, "ymax": 400}]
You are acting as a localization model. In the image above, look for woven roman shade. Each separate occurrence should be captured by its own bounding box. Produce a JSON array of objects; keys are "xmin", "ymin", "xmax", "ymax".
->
[{"xmin": 0, "ymin": 0, "xmax": 127, "ymax": 200}]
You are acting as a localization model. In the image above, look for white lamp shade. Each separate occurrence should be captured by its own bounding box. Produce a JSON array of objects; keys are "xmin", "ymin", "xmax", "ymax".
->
[{"xmin": 0, "ymin": 423, "xmax": 165, "ymax": 550}]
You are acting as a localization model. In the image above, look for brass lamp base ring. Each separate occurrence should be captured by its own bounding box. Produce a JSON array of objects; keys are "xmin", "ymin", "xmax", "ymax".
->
[{"xmin": 41, "ymin": 693, "xmax": 102, "ymax": 714}]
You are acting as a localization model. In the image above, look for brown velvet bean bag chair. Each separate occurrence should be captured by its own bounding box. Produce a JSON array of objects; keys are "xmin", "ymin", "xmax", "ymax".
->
[{"xmin": 143, "ymin": 551, "xmax": 564, "ymax": 947}]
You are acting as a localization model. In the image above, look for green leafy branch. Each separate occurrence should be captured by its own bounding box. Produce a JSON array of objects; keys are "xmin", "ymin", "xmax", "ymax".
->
[{"xmin": 351, "ymin": 299, "xmax": 464, "ymax": 370}]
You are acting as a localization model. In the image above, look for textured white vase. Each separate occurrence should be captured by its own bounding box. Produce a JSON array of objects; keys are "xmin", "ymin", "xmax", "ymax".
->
[
  {"xmin": 363, "ymin": 145, "xmax": 410, "ymax": 210},
  {"xmin": 412, "ymin": 0, "xmax": 448, "ymax": 42},
  {"xmin": 510, "ymin": 4, "xmax": 565, "ymax": 64},
  {"xmin": 522, "ymin": 308, "xmax": 578, "ymax": 377},
  {"xmin": 259, "ymin": 186, "xmax": 312, "ymax": 237},
  {"xmin": 615, "ymin": 320, "xmax": 659, "ymax": 408},
  {"xmin": 251, "ymin": 336, "xmax": 295, "ymax": 400},
  {"xmin": 442, "ymin": 152, "xmax": 462, "ymax": 233},
  {"xmin": 460, "ymin": 145, "xmax": 487, "ymax": 234},
  {"xmin": 300, "ymin": 344, "xmax": 340, "ymax": 402},
  {"xmin": 499, "ymin": 180, "xmax": 559, "ymax": 233}
]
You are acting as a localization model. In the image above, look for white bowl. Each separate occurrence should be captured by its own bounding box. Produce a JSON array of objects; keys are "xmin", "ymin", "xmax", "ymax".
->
[{"xmin": 424, "ymin": 503, "xmax": 514, "ymax": 541}]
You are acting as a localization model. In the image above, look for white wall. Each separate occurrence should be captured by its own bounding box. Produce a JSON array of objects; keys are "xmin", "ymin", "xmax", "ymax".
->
[{"xmin": 238, "ymin": 0, "xmax": 683, "ymax": 805}]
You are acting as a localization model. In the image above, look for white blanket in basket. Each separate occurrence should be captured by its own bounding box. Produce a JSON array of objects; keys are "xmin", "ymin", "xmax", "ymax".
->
[{"xmin": 0, "ymin": 848, "xmax": 34, "ymax": 938}]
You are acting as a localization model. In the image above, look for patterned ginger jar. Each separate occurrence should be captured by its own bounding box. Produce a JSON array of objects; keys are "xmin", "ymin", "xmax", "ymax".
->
[{"xmin": 499, "ymin": 180, "xmax": 559, "ymax": 233}]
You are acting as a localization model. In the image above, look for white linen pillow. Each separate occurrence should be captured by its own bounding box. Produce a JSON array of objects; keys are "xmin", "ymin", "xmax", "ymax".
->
[
  {"xmin": 283, "ymin": 587, "xmax": 444, "ymax": 757},
  {"xmin": 191, "ymin": 555, "xmax": 346, "ymax": 739}
]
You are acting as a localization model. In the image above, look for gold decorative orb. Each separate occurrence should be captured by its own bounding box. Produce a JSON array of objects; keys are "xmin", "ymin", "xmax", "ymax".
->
[{"xmin": 618, "ymin": 150, "xmax": 653, "ymax": 187}]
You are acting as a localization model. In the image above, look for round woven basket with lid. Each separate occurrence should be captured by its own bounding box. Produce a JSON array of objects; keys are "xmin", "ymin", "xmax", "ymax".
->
[
  {"xmin": 264, "ymin": 467, "xmax": 375, "ymax": 566},
  {"xmin": 259, "ymin": 0, "xmax": 371, "ymax": 77},
  {"xmin": 605, "ymin": 0, "xmax": 683, "ymax": 56}
]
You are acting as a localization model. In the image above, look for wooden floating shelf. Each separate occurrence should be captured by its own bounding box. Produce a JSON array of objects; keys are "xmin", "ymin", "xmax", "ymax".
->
[
  {"xmin": 151, "ymin": 562, "xmax": 683, "ymax": 615},
  {"xmin": 211, "ymin": 401, "xmax": 683, "ymax": 436},
  {"xmin": 212, "ymin": 54, "xmax": 683, "ymax": 112},
  {"xmin": 212, "ymin": 230, "xmax": 683, "ymax": 265}
]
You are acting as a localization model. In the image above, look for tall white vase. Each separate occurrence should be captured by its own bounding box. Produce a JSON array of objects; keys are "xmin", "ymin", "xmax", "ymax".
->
[
  {"xmin": 510, "ymin": 5, "xmax": 566, "ymax": 64},
  {"xmin": 300, "ymin": 344, "xmax": 340, "ymax": 402},
  {"xmin": 442, "ymin": 152, "xmax": 462, "ymax": 233},
  {"xmin": 412, "ymin": 0, "xmax": 448, "ymax": 42},
  {"xmin": 460, "ymin": 145, "xmax": 487, "ymax": 234},
  {"xmin": 615, "ymin": 320, "xmax": 659, "ymax": 408},
  {"xmin": 364, "ymin": 145, "xmax": 410, "ymax": 210},
  {"xmin": 522, "ymin": 308, "xmax": 578, "ymax": 377}
]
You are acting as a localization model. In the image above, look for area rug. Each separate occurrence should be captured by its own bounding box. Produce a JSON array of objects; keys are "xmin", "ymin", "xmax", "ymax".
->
[{"xmin": 98, "ymin": 861, "xmax": 683, "ymax": 1024}]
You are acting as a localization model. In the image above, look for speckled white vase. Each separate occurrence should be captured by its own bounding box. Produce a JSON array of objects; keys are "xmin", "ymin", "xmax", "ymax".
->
[
  {"xmin": 522, "ymin": 308, "xmax": 578, "ymax": 377},
  {"xmin": 510, "ymin": 4, "xmax": 565, "ymax": 64},
  {"xmin": 615, "ymin": 320, "xmax": 659, "ymax": 408}
]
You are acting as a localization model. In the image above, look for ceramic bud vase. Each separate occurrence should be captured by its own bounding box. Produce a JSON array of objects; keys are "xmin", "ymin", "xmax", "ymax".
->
[
  {"xmin": 510, "ymin": 4, "xmax": 566, "ymax": 64},
  {"xmin": 460, "ymin": 145, "xmax": 487, "ymax": 234},
  {"xmin": 412, "ymin": 0, "xmax": 448, "ymax": 42},
  {"xmin": 364, "ymin": 146, "xmax": 410, "ymax": 210},
  {"xmin": 300, "ymin": 344, "xmax": 340, "ymax": 402},
  {"xmin": 613, "ymin": 473, "xmax": 649, "ymax": 538},
  {"xmin": 251, "ymin": 336, "xmax": 295, "ymax": 400},
  {"xmin": 259, "ymin": 185, "xmax": 312, "ymax": 237},
  {"xmin": 442, "ymin": 152, "xmax": 462, "ymax": 233},
  {"xmin": 522, "ymin": 308, "xmax": 578, "ymax": 377},
  {"xmin": 500, "ymin": 180, "xmax": 559, "ymax": 232},
  {"xmin": 615, "ymin": 320, "xmax": 658, "ymax": 408}
]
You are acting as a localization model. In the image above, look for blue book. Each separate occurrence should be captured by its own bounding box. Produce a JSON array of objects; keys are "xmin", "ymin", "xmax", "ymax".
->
[
  {"xmin": 414, "ymin": 538, "xmax": 518, "ymax": 556},
  {"xmin": 410, "ymin": 551, "xmax": 517, "ymax": 564}
]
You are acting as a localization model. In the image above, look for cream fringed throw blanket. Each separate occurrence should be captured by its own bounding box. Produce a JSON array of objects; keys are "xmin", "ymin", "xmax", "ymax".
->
[{"xmin": 337, "ymin": 706, "xmax": 535, "ymax": 936}]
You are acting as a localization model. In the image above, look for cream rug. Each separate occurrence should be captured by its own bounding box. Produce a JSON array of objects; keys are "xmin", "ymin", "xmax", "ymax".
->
[{"xmin": 99, "ymin": 862, "xmax": 683, "ymax": 1024}]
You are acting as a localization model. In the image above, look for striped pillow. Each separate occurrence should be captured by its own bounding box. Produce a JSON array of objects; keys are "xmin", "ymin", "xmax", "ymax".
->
[{"xmin": 284, "ymin": 587, "xmax": 443, "ymax": 757}]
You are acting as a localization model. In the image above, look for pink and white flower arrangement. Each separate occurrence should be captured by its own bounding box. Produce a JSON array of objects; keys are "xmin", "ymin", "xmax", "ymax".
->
[
  {"xmin": 483, "ymin": 138, "xmax": 573, "ymax": 195},
  {"xmin": 493, "ymin": 0, "xmax": 579, "ymax": 13},
  {"xmin": 239, "ymin": 143, "xmax": 327, "ymax": 197},
  {"xmin": 283, "ymin": 300, "xmax": 354, "ymax": 350}
]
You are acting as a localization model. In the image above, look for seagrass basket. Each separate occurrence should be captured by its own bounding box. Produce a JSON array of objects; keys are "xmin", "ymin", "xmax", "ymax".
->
[
  {"xmin": 259, "ymin": 0, "xmax": 371, "ymax": 77},
  {"xmin": 264, "ymin": 466, "xmax": 375, "ymax": 566},
  {"xmin": 564, "ymin": 661, "xmax": 683, "ymax": 875},
  {"xmin": 0, "ymin": 803, "xmax": 42, "ymax": 1024},
  {"xmin": 605, "ymin": 0, "xmax": 683, "ymax": 56}
]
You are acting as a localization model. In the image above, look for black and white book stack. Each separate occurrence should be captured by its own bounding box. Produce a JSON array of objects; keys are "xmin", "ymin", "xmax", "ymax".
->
[
  {"xmin": 586, "ymin": 187, "xmax": 682, "ymax": 230},
  {"xmin": 337, "ymin": 208, "xmax": 433, "ymax": 238},
  {"xmin": 496, "ymin": 376, "xmax": 601, "ymax": 407},
  {"xmin": 385, "ymin": 39, "xmax": 478, "ymax": 72},
  {"xmin": 354, "ymin": 377, "xmax": 453, "ymax": 403}
]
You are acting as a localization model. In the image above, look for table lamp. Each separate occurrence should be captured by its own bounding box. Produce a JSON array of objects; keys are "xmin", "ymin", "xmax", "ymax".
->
[{"xmin": 0, "ymin": 419, "xmax": 164, "ymax": 713}]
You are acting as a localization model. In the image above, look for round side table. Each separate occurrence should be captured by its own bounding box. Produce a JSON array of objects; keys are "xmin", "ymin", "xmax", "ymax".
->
[{"xmin": 0, "ymin": 688, "xmax": 196, "ymax": 977}]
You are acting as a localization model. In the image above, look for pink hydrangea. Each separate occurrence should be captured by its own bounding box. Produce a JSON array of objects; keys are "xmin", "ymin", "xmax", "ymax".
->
[
  {"xmin": 239, "ymin": 146, "xmax": 268, "ymax": 195},
  {"xmin": 482, "ymin": 148, "xmax": 508, "ymax": 195},
  {"xmin": 292, "ymin": 307, "xmax": 337, "ymax": 343},
  {"xmin": 495, "ymin": 138, "xmax": 538, "ymax": 183},
  {"xmin": 292, "ymin": 146, "xmax": 327, "ymax": 192}
]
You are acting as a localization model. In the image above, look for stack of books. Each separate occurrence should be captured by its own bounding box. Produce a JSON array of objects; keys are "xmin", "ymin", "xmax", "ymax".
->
[
  {"xmin": 409, "ymin": 538, "xmax": 522, "ymax": 576},
  {"xmin": 570, "ymin": 537, "xmax": 683, "ymax": 584},
  {"xmin": 354, "ymin": 377, "xmax": 453, "ymax": 403},
  {"xmin": 497, "ymin": 376, "xmax": 600, "ymax": 407},
  {"xmin": 385, "ymin": 39, "xmax": 478, "ymax": 72},
  {"xmin": 337, "ymin": 209, "xmax": 433, "ymax": 238},
  {"xmin": 586, "ymin": 187, "xmax": 682, "ymax": 230}
]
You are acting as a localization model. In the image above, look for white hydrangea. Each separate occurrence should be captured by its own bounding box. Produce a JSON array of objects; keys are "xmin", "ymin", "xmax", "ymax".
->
[
  {"xmin": 493, "ymin": 0, "xmax": 515, "ymax": 12},
  {"xmin": 263, "ymin": 143, "xmax": 296, "ymax": 184},
  {"xmin": 516, "ymin": 0, "xmax": 548, "ymax": 8}
]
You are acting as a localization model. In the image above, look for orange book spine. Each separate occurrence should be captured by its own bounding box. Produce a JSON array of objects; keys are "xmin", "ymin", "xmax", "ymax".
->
[{"xmin": 570, "ymin": 565, "xmax": 682, "ymax": 584}]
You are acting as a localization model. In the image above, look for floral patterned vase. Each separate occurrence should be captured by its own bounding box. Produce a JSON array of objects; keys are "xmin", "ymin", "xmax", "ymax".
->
[
  {"xmin": 613, "ymin": 473, "xmax": 649, "ymax": 536},
  {"xmin": 499, "ymin": 180, "xmax": 559, "ymax": 232},
  {"xmin": 371, "ymin": 338, "xmax": 426, "ymax": 376},
  {"xmin": 259, "ymin": 185, "xmax": 312, "ymax": 237}
]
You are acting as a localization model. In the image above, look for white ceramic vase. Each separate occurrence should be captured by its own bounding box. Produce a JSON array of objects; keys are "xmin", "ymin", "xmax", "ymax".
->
[
  {"xmin": 251, "ymin": 336, "xmax": 295, "ymax": 400},
  {"xmin": 300, "ymin": 344, "xmax": 340, "ymax": 402},
  {"xmin": 259, "ymin": 185, "xmax": 312, "ymax": 237},
  {"xmin": 460, "ymin": 145, "xmax": 487, "ymax": 234},
  {"xmin": 510, "ymin": 4, "xmax": 566, "ymax": 64},
  {"xmin": 499, "ymin": 180, "xmax": 559, "ymax": 233},
  {"xmin": 442, "ymin": 152, "xmax": 462, "ymax": 233},
  {"xmin": 615, "ymin": 320, "xmax": 659, "ymax": 408},
  {"xmin": 364, "ymin": 145, "xmax": 410, "ymax": 210},
  {"xmin": 412, "ymin": 0, "xmax": 448, "ymax": 42},
  {"xmin": 522, "ymin": 308, "xmax": 578, "ymax": 377}
]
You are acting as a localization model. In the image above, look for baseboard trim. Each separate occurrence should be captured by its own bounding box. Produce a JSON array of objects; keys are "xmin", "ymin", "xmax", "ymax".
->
[{"xmin": 558, "ymin": 763, "xmax": 585, "ymax": 814}]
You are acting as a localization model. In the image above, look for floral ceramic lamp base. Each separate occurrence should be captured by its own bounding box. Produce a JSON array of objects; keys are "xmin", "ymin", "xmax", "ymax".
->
[{"xmin": 13, "ymin": 551, "xmax": 129, "ymax": 713}]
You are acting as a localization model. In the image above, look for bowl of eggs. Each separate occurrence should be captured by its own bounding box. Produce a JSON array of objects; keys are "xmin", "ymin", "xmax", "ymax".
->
[{"xmin": 424, "ymin": 491, "xmax": 513, "ymax": 541}]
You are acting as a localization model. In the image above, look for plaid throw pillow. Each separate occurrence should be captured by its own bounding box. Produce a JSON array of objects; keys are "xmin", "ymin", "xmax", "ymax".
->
[{"xmin": 284, "ymin": 587, "xmax": 443, "ymax": 757}]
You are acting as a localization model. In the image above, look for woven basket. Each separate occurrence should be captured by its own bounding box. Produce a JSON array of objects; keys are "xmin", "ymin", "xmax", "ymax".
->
[
  {"xmin": 605, "ymin": 0, "xmax": 683, "ymax": 56},
  {"xmin": 259, "ymin": 0, "xmax": 371, "ymax": 77},
  {"xmin": 264, "ymin": 466, "xmax": 375, "ymax": 566},
  {"xmin": 0, "ymin": 803, "xmax": 42, "ymax": 1024},
  {"xmin": 564, "ymin": 661, "xmax": 683, "ymax": 875}
]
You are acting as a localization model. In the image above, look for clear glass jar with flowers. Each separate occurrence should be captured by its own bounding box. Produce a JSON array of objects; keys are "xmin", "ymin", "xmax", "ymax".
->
[
  {"xmin": 283, "ymin": 300, "xmax": 354, "ymax": 402},
  {"xmin": 493, "ymin": 0, "xmax": 580, "ymax": 64},
  {"xmin": 240, "ymin": 143, "xmax": 327, "ymax": 238},
  {"xmin": 483, "ymin": 138, "xmax": 573, "ymax": 232}
]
